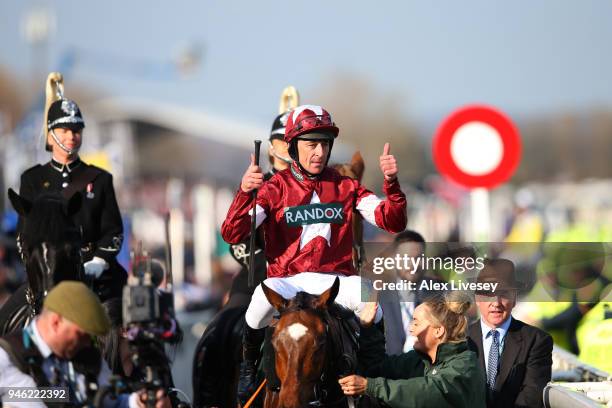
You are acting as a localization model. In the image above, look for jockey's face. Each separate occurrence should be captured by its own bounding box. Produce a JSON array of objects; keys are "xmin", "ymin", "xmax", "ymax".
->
[
  {"xmin": 48, "ymin": 127, "xmax": 82, "ymax": 161},
  {"xmin": 297, "ymin": 138, "xmax": 330, "ymax": 174}
]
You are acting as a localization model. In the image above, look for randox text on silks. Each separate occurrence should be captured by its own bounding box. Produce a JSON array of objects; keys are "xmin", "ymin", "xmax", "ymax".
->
[{"xmin": 284, "ymin": 203, "xmax": 344, "ymax": 227}]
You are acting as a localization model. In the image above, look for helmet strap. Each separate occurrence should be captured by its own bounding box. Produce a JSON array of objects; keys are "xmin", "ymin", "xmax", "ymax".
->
[
  {"xmin": 49, "ymin": 129, "xmax": 79, "ymax": 156},
  {"xmin": 270, "ymin": 146, "xmax": 293, "ymax": 164}
]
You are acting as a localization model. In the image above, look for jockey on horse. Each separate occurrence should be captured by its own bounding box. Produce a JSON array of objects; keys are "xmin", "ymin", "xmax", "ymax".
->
[
  {"xmin": 221, "ymin": 104, "xmax": 408, "ymax": 405},
  {"xmin": 193, "ymin": 88, "xmax": 298, "ymax": 408}
]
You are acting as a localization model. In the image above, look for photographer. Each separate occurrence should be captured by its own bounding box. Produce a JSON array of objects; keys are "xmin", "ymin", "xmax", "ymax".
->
[{"xmin": 0, "ymin": 281, "xmax": 147, "ymax": 407}]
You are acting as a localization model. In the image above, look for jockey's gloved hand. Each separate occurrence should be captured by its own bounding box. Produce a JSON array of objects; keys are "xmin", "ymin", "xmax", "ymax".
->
[{"xmin": 84, "ymin": 256, "xmax": 109, "ymax": 279}]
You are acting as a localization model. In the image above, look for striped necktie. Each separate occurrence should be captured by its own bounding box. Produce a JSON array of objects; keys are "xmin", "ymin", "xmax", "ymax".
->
[{"xmin": 487, "ymin": 329, "xmax": 500, "ymax": 389}]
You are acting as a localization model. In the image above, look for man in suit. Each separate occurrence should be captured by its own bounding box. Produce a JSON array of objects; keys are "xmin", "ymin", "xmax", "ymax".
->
[
  {"xmin": 379, "ymin": 230, "xmax": 445, "ymax": 354},
  {"xmin": 467, "ymin": 259, "xmax": 553, "ymax": 408}
]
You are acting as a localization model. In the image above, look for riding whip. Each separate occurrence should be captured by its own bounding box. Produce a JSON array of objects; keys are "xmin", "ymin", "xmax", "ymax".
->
[
  {"xmin": 164, "ymin": 211, "xmax": 176, "ymax": 312},
  {"xmin": 248, "ymin": 140, "xmax": 262, "ymax": 288}
]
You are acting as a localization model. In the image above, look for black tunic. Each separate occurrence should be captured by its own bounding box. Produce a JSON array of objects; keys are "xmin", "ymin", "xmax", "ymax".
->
[{"xmin": 18, "ymin": 158, "xmax": 127, "ymax": 298}]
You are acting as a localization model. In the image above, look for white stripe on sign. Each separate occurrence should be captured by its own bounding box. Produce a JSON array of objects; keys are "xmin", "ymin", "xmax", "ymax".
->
[{"xmin": 450, "ymin": 121, "xmax": 503, "ymax": 176}]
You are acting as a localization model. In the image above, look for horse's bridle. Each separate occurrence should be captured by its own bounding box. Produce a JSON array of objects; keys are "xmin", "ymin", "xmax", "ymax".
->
[
  {"xmin": 309, "ymin": 326, "xmax": 354, "ymax": 407},
  {"xmin": 273, "ymin": 306, "xmax": 357, "ymax": 407}
]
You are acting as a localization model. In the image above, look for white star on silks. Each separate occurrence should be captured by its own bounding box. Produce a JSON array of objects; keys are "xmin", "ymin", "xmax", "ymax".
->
[{"xmin": 299, "ymin": 191, "xmax": 332, "ymax": 250}]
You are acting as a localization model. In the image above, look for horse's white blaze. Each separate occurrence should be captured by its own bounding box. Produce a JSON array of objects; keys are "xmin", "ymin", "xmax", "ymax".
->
[{"xmin": 286, "ymin": 323, "xmax": 308, "ymax": 341}]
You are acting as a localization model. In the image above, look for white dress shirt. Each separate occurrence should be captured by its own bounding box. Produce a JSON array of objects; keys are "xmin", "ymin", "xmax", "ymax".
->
[
  {"xmin": 481, "ymin": 315, "xmax": 512, "ymax": 374},
  {"xmin": 398, "ymin": 286, "xmax": 417, "ymax": 352}
]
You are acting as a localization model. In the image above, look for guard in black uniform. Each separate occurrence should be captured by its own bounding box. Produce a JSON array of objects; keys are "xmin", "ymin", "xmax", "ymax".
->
[{"xmin": 17, "ymin": 75, "xmax": 127, "ymax": 301}]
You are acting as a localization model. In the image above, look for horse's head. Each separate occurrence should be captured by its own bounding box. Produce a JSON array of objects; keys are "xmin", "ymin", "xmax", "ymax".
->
[
  {"xmin": 262, "ymin": 277, "xmax": 340, "ymax": 408},
  {"xmin": 8, "ymin": 188, "xmax": 84, "ymax": 306}
]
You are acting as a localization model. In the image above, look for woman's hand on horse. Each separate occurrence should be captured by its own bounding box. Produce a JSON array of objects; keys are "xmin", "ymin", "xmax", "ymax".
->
[
  {"xmin": 241, "ymin": 154, "xmax": 264, "ymax": 193},
  {"xmin": 379, "ymin": 142, "xmax": 398, "ymax": 182},
  {"xmin": 338, "ymin": 375, "xmax": 368, "ymax": 396}
]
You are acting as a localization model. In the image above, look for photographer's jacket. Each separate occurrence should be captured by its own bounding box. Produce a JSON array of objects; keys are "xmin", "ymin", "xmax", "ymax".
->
[
  {"xmin": 222, "ymin": 162, "xmax": 407, "ymax": 278},
  {"xmin": 0, "ymin": 320, "xmax": 136, "ymax": 407},
  {"xmin": 18, "ymin": 158, "xmax": 124, "ymax": 265}
]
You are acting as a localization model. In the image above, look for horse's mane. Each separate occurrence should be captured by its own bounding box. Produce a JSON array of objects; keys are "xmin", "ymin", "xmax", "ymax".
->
[
  {"xmin": 289, "ymin": 291, "xmax": 319, "ymax": 311},
  {"xmin": 21, "ymin": 193, "xmax": 80, "ymax": 245},
  {"xmin": 283, "ymin": 291, "xmax": 349, "ymax": 319}
]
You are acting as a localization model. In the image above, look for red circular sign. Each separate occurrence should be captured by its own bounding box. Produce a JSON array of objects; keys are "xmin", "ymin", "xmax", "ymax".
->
[{"xmin": 433, "ymin": 105, "xmax": 521, "ymax": 189}]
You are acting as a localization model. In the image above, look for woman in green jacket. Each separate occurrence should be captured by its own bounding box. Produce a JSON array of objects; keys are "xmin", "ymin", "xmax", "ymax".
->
[{"xmin": 339, "ymin": 293, "xmax": 486, "ymax": 408}]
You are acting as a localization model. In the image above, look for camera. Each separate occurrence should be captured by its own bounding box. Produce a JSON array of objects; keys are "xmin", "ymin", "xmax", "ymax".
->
[
  {"xmin": 120, "ymin": 256, "xmax": 184, "ymax": 406},
  {"xmin": 123, "ymin": 257, "xmax": 179, "ymax": 340}
]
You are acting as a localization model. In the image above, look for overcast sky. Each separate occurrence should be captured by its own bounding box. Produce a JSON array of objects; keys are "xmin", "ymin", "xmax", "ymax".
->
[{"xmin": 1, "ymin": 1, "xmax": 611, "ymax": 128}]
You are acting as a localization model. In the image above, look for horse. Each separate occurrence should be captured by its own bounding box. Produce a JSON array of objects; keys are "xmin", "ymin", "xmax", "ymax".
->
[
  {"xmin": 262, "ymin": 277, "xmax": 357, "ymax": 408},
  {"xmin": 0, "ymin": 188, "xmax": 84, "ymax": 334},
  {"xmin": 192, "ymin": 152, "xmax": 367, "ymax": 408}
]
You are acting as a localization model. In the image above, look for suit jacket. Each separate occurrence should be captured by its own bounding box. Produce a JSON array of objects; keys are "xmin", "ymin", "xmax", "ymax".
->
[
  {"xmin": 379, "ymin": 288, "xmax": 405, "ymax": 355},
  {"xmin": 467, "ymin": 317, "xmax": 553, "ymax": 408}
]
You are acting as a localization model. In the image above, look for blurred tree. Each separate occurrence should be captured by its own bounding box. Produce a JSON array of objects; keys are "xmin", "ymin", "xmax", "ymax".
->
[
  {"xmin": 0, "ymin": 66, "xmax": 26, "ymax": 133},
  {"xmin": 518, "ymin": 110, "xmax": 612, "ymax": 182},
  {"xmin": 311, "ymin": 73, "xmax": 428, "ymax": 192}
]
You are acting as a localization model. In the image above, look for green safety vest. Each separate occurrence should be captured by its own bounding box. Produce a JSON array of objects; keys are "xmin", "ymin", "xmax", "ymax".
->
[{"xmin": 576, "ymin": 288, "xmax": 612, "ymax": 374}]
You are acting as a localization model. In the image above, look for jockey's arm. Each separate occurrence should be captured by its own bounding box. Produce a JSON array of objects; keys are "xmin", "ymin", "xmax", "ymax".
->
[
  {"xmin": 355, "ymin": 178, "xmax": 407, "ymax": 234},
  {"xmin": 221, "ymin": 188, "xmax": 269, "ymax": 245}
]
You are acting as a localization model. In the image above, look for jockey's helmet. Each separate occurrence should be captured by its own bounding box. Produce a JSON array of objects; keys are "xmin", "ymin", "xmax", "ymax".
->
[
  {"xmin": 284, "ymin": 105, "xmax": 338, "ymax": 144},
  {"xmin": 285, "ymin": 105, "xmax": 339, "ymax": 166}
]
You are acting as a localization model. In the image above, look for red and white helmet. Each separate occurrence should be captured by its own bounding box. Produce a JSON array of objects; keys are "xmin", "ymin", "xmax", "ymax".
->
[{"xmin": 284, "ymin": 105, "xmax": 339, "ymax": 144}]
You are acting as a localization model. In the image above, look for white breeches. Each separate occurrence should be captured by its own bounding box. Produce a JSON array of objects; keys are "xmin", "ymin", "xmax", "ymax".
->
[{"xmin": 244, "ymin": 272, "xmax": 383, "ymax": 329}]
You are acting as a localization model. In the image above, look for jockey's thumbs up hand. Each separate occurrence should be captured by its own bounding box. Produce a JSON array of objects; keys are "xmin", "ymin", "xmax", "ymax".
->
[
  {"xmin": 379, "ymin": 142, "xmax": 398, "ymax": 182},
  {"xmin": 241, "ymin": 153, "xmax": 264, "ymax": 193}
]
